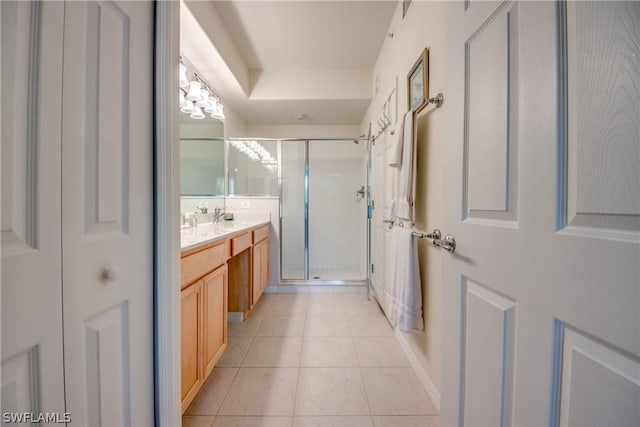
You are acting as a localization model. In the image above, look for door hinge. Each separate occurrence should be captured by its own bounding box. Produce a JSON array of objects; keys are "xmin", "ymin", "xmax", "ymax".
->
[{"xmin": 371, "ymin": 264, "xmax": 375, "ymax": 274}]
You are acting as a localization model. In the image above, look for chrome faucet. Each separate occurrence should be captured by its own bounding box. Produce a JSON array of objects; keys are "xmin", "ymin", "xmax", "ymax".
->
[{"xmin": 214, "ymin": 207, "xmax": 225, "ymax": 223}]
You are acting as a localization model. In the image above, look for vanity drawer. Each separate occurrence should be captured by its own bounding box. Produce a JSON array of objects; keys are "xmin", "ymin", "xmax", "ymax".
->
[
  {"xmin": 231, "ymin": 232, "xmax": 252, "ymax": 256},
  {"xmin": 252, "ymin": 225, "xmax": 269, "ymax": 244},
  {"xmin": 181, "ymin": 242, "xmax": 228, "ymax": 289}
]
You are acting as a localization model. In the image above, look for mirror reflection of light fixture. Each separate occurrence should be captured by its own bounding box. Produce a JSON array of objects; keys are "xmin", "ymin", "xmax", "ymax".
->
[{"xmin": 229, "ymin": 139, "xmax": 276, "ymax": 171}]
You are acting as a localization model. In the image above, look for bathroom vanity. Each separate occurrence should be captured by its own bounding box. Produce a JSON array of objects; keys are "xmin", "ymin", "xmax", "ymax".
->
[{"xmin": 180, "ymin": 219, "xmax": 270, "ymax": 412}]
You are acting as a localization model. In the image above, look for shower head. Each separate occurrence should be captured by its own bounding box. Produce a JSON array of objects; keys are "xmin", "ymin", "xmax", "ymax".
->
[{"xmin": 353, "ymin": 140, "xmax": 359, "ymax": 144}]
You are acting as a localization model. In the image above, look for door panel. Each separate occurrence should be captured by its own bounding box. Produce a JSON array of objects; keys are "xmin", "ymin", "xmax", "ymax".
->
[
  {"xmin": 308, "ymin": 140, "xmax": 367, "ymax": 280},
  {"xmin": 61, "ymin": 1, "xmax": 154, "ymax": 425},
  {"xmin": 464, "ymin": 3, "xmax": 518, "ymax": 222},
  {"xmin": 280, "ymin": 140, "xmax": 306, "ymax": 280},
  {"xmin": 462, "ymin": 279, "xmax": 516, "ymax": 426},
  {"xmin": 204, "ymin": 266, "xmax": 227, "ymax": 377},
  {"xmin": 564, "ymin": 1, "xmax": 640, "ymax": 234},
  {"xmin": 1, "ymin": 0, "xmax": 66, "ymax": 419},
  {"xmin": 260, "ymin": 239, "xmax": 269, "ymax": 291},
  {"xmin": 442, "ymin": 1, "xmax": 640, "ymax": 426}
]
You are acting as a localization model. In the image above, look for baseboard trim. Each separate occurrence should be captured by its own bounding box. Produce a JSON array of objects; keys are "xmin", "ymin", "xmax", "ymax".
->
[
  {"xmin": 228, "ymin": 312, "xmax": 244, "ymax": 323},
  {"xmin": 265, "ymin": 284, "xmax": 366, "ymax": 294},
  {"xmin": 394, "ymin": 329, "xmax": 441, "ymax": 412}
]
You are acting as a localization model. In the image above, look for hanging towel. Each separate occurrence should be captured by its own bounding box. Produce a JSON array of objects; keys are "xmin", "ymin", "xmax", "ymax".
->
[
  {"xmin": 385, "ymin": 226, "xmax": 423, "ymax": 332},
  {"xmin": 388, "ymin": 111, "xmax": 416, "ymax": 222},
  {"xmin": 388, "ymin": 112, "xmax": 408, "ymax": 168}
]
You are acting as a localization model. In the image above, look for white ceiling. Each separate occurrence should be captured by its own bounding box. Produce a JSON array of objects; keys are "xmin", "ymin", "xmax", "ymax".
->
[
  {"xmin": 181, "ymin": 0, "xmax": 397, "ymax": 126},
  {"xmin": 212, "ymin": 1, "xmax": 396, "ymax": 70}
]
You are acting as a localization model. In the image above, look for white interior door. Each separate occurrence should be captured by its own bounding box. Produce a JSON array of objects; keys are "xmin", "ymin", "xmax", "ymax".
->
[
  {"xmin": 1, "ymin": 2, "xmax": 66, "ymax": 422},
  {"xmin": 442, "ymin": 1, "xmax": 639, "ymax": 426},
  {"xmin": 61, "ymin": 1, "xmax": 154, "ymax": 425},
  {"xmin": 370, "ymin": 129, "xmax": 393, "ymax": 313}
]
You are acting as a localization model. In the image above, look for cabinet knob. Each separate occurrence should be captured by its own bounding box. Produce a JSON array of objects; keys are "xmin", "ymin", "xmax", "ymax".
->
[{"xmin": 102, "ymin": 266, "xmax": 118, "ymax": 282}]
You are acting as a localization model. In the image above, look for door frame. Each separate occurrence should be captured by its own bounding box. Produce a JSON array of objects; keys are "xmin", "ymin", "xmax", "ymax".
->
[{"xmin": 153, "ymin": 1, "xmax": 181, "ymax": 426}]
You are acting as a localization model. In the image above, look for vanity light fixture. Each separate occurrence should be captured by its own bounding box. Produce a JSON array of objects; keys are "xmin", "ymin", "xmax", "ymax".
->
[
  {"xmin": 179, "ymin": 57, "xmax": 190, "ymax": 88},
  {"xmin": 178, "ymin": 60, "xmax": 226, "ymax": 121}
]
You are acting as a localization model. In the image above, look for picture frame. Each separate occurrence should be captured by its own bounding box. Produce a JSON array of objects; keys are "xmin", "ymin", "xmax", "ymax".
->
[
  {"xmin": 402, "ymin": 0, "xmax": 413, "ymax": 19},
  {"xmin": 407, "ymin": 48, "xmax": 429, "ymax": 111}
]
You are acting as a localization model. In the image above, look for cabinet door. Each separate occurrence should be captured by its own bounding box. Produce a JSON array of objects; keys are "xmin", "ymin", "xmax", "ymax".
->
[
  {"xmin": 181, "ymin": 281, "xmax": 202, "ymax": 412},
  {"xmin": 203, "ymin": 265, "xmax": 227, "ymax": 377},
  {"xmin": 260, "ymin": 238, "xmax": 269, "ymax": 292},
  {"xmin": 251, "ymin": 243, "xmax": 262, "ymax": 308}
]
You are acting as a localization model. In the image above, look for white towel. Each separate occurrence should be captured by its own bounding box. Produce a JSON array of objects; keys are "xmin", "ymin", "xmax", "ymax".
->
[
  {"xmin": 385, "ymin": 227, "xmax": 423, "ymax": 332},
  {"xmin": 388, "ymin": 112, "xmax": 408, "ymax": 168},
  {"xmin": 388, "ymin": 111, "xmax": 416, "ymax": 222}
]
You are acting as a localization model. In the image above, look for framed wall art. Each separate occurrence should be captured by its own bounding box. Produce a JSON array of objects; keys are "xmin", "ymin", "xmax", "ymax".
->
[{"xmin": 407, "ymin": 48, "xmax": 429, "ymax": 111}]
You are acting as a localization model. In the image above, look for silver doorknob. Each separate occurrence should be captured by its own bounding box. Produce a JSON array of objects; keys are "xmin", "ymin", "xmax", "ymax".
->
[{"xmin": 102, "ymin": 266, "xmax": 118, "ymax": 282}]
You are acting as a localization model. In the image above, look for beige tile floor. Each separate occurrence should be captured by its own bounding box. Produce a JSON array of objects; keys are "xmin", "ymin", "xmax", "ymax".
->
[{"xmin": 183, "ymin": 293, "xmax": 439, "ymax": 427}]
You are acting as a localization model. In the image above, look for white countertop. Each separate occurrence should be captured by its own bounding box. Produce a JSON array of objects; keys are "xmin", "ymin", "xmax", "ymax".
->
[{"xmin": 180, "ymin": 217, "xmax": 270, "ymax": 252}]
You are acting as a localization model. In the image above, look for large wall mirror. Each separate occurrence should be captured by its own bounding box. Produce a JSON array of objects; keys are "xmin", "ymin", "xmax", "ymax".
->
[
  {"xmin": 228, "ymin": 139, "xmax": 279, "ymax": 197},
  {"xmin": 180, "ymin": 117, "xmax": 226, "ymax": 213}
]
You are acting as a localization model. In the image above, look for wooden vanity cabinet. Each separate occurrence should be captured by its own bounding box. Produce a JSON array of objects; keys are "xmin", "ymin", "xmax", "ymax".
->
[
  {"xmin": 180, "ymin": 223, "xmax": 269, "ymax": 412},
  {"xmin": 180, "ymin": 242, "xmax": 228, "ymax": 413}
]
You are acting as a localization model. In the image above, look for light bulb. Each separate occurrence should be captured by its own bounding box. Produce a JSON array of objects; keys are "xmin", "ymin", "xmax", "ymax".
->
[
  {"xmin": 191, "ymin": 105, "xmax": 205, "ymax": 119},
  {"xmin": 216, "ymin": 101, "xmax": 225, "ymax": 120},
  {"xmin": 186, "ymin": 80, "xmax": 202, "ymax": 101},
  {"xmin": 179, "ymin": 90, "xmax": 187, "ymax": 109},
  {"xmin": 179, "ymin": 63, "xmax": 189, "ymax": 88},
  {"xmin": 204, "ymin": 96, "xmax": 217, "ymax": 113},
  {"xmin": 196, "ymin": 89, "xmax": 209, "ymax": 107},
  {"xmin": 180, "ymin": 100, "xmax": 195, "ymax": 114},
  {"xmin": 211, "ymin": 100, "xmax": 225, "ymax": 120}
]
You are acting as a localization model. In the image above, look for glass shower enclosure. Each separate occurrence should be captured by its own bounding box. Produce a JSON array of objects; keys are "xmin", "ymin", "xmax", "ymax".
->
[{"xmin": 280, "ymin": 139, "xmax": 368, "ymax": 283}]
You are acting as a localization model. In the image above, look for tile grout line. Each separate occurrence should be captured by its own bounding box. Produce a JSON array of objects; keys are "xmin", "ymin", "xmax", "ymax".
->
[
  {"xmin": 291, "ymin": 304, "xmax": 309, "ymax": 424},
  {"xmin": 215, "ymin": 300, "xmax": 268, "ymax": 418}
]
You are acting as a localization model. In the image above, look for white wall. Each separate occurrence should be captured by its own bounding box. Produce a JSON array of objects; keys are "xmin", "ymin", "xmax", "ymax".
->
[
  {"xmin": 223, "ymin": 105, "xmax": 247, "ymax": 138},
  {"xmin": 247, "ymin": 124, "xmax": 360, "ymax": 140},
  {"xmin": 360, "ymin": 1, "xmax": 447, "ymax": 396}
]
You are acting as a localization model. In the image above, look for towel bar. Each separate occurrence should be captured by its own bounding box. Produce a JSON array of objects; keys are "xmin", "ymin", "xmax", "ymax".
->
[{"xmin": 412, "ymin": 228, "xmax": 456, "ymax": 254}]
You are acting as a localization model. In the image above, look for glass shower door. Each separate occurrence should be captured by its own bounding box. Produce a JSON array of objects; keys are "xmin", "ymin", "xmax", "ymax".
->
[
  {"xmin": 280, "ymin": 140, "xmax": 306, "ymax": 280},
  {"xmin": 308, "ymin": 140, "xmax": 367, "ymax": 281}
]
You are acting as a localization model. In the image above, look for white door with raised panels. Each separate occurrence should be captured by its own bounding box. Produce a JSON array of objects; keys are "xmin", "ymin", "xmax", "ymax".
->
[
  {"xmin": 441, "ymin": 1, "xmax": 639, "ymax": 426},
  {"xmin": 2, "ymin": 1, "xmax": 154, "ymax": 425},
  {"xmin": 61, "ymin": 1, "xmax": 154, "ymax": 425},
  {"xmin": 1, "ymin": 1, "xmax": 66, "ymax": 421},
  {"xmin": 370, "ymin": 128, "xmax": 396, "ymax": 315}
]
